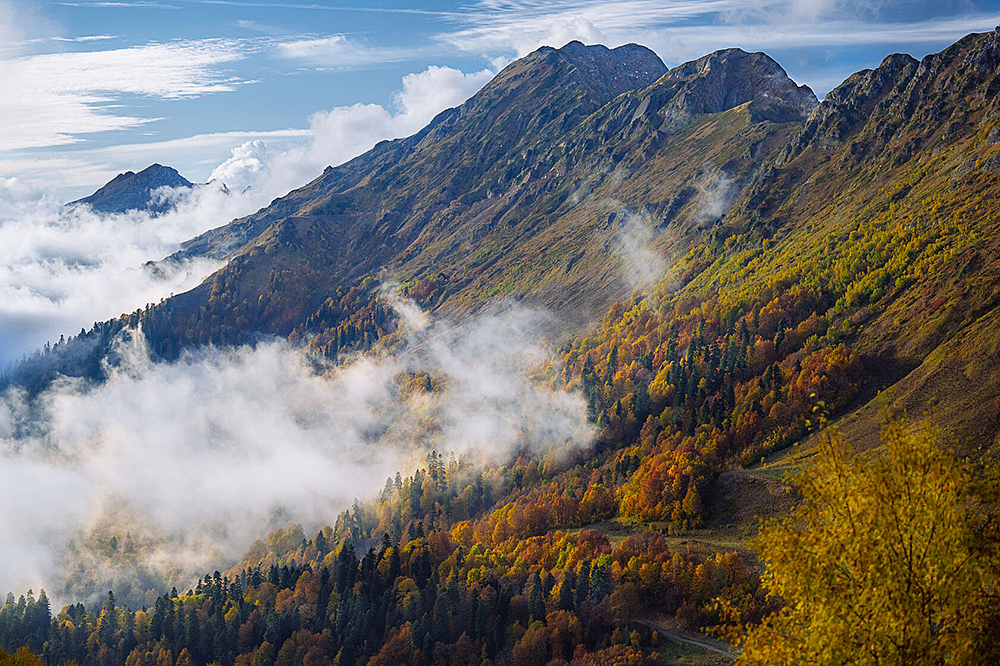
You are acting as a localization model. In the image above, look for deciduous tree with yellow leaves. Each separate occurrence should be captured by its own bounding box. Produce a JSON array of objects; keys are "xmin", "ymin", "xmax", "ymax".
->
[{"xmin": 737, "ymin": 421, "xmax": 1000, "ymax": 665}]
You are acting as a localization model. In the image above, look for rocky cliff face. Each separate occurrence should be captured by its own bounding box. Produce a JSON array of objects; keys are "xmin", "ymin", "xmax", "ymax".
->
[
  {"xmin": 554, "ymin": 40, "xmax": 670, "ymax": 102},
  {"xmin": 70, "ymin": 164, "xmax": 193, "ymax": 215},
  {"xmin": 783, "ymin": 27, "xmax": 1000, "ymax": 163},
  {"xmin": 654, "ymin": 48, "xmax": 817, "ymax": 125}
]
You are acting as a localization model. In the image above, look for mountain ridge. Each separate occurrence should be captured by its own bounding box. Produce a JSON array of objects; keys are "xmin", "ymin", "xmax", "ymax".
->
[
  {"xmin": 4, "ymin": 41, "xmax": 823, "ymax": 387},
  {"xmin": 155, "ymin": 43, "xmax": 814, "ymax": 345}
]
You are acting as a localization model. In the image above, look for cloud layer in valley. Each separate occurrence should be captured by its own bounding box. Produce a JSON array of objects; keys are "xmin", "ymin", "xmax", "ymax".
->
[
  {"xmin": 0, "ymin": 301, "xmax": 593, "ymax": 606},
  {"xmin": 0, "ymin": 181, "xmax": 223, "ymax": 367}
]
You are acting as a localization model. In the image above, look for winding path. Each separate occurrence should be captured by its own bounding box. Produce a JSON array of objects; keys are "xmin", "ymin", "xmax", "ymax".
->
[{"xmin": 638, "ymin": 620, "xmax": 738, "ymax": 661}]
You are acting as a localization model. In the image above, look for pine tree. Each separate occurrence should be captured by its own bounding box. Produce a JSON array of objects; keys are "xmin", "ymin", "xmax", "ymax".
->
[{"xmin": 528, "ymin": 574, "xmax": 545, "ymax": 624}]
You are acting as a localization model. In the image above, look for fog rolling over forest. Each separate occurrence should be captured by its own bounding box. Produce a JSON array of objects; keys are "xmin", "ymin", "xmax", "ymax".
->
[{"xmin": 0, "ymin": 300, "xmax": 593, "ymax": 608}]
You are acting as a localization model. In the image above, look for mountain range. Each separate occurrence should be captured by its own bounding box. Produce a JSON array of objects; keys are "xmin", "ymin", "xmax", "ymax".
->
[
  {"xmin": 126, "ymin": 43, "xmax": 818, "ymax": 351},
  {"xmin": 4, "ymin": 26, "xmax": 1000, "ymax": 666},
  {"xmin": 22, "ymin": 31, "xmax": 1000, "ymax": 454}
]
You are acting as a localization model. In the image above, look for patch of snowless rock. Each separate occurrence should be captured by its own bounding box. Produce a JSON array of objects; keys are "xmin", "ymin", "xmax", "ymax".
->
[
  {"xmin": 549, "ymin": 41, "xmax": 668, "ymax": 102},
  {"xmin": 68, "ymin": 164, "xmax": 194, "ymax": 215}
]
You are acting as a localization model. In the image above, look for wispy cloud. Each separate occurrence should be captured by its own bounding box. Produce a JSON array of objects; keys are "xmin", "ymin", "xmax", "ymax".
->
[
  {"xmin": 276, "ymin": 33, "xmax": 423, "ymax": 68},
  {"xmin": 180, "ymin": 0, "xmax": 450, "ymax": 16},
  {"xmin": 0, "ymin": 39, "xmax": 251, "ymax": 150},
  {"xmin": 439, "ymin": 0, "xmax": 1000, "ymax": 69},
  {"xmin": 55, "ymin": 1, "xmax": 181, "ymax": 8},
  {"xmin": 439, "ymin": 0, "xmax": 739, "ymax": 55},
  {"xmin": 656, "ymin": 13, "xmax": 1000, "ymax": 50},
  {"xmin": 50, "ymin": 34, "xmax": 119, "ymax": 42}
]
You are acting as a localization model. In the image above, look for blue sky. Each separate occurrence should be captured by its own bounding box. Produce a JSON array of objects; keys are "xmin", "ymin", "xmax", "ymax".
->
[{"xmin": 2, "ymin": 0, "xmax": 999, "ymax": 199}]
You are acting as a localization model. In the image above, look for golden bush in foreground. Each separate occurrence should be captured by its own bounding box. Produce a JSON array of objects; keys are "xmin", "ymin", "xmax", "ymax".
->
[{"xmin": 737, "ymin": 421, "xmax": 1000, "ymax": 665}]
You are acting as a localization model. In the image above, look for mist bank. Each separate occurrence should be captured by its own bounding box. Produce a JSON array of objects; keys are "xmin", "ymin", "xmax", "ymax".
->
[
  {"xmin": 0, "ymin": 178, "xmax": 259, "ymax": 368},
  {"xmin": 0, "ymin": 300, "xmax": 593, "ymax": 608}
]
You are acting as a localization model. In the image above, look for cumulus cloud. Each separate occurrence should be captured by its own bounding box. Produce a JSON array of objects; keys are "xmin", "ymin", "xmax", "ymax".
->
[
  {"xmin": 0, "ymin": 301, "xmax": 593, "ymax": 605},
  {"xmin": 209, "ymin": 64, "xmax": 495, "ymax": 195},
  {"xmin": 0, "ymin": 38, "xmax": 250, "ymax": 150},
  {"xmin": 206, "ymin": 139, "xmax": 270, "ymax": 191}
]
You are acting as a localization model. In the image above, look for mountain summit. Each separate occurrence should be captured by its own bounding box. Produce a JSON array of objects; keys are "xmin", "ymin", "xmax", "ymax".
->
[
  {"xmin": 69, "ymin": 164, "xmax": 193, "ymax": 215},
  {"xmin": 657, "ymin": 48, "xmax": 817, "ymax": 123},
  {"xmin": 548, "ymin": 40, "xmax": 669, "ymax": 102}
]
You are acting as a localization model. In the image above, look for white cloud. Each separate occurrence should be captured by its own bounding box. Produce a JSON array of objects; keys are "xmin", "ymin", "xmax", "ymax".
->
[
  {"xmin": 276, "ymin": 33, "xmax": 421, "ymax": 68},
  {"xmin": 0, "ymin": 303, "xmax": 593, "ymax": 605},
  {"xmin": 50, "ymin": 34, "xmax": 118, "ymax": 42},
  {"xmin": 442, "ymin": 0, "xmax": 736, "ymax": 55},
  {"xmin": 0, "ymin": 176, "xmax": 284, "ymax": 366},
  {"xmin": 208, "ymin": 139, "xmax": 269, "ymax": 189},
  {"xmin": 0, "ymin": 38, "xmax": 250, "ymax": 150},
  {"xmin": 615, "ymin": 207, "xmax": 669, "ymax": 292},
  {"xmin": 394, "ymin": 64, "xmax": 497, "ymax": 124},
  {"xmin": 442, "ymin": 0, "xmax": 1000, "ymax": 67},
  {"xmin": 212, "ymin": 64, "xmax": 495, "ymax": 195}
]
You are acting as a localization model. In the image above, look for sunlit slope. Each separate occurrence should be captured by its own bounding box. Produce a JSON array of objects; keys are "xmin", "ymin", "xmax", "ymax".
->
[
  {"xmin": 571, "ymin": 27, "xmax": 1000, "ymax": 467},
  {"xmin": 729, "ymin": 28, "xmax": 1000, "ymax": 452},
  {"xmin": 133, "ymin": 45, "xmax": 814, "ymax": 358}
]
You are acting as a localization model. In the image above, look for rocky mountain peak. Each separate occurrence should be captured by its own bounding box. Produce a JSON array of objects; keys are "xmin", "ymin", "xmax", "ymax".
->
[
  {"xmin": 781, "ymin": 27, "xmax": 1000, "ymax": 165},
  {"xmin": 655, "ymin": 48, "xmax": 818, "ymax": 124},
  {"xmin": 70, "ymin": 164, "xmax": 194, "ymax": 215},
  {"xmin": 552, "ymin": 40, "xmax": 668, "ymax": 103}
]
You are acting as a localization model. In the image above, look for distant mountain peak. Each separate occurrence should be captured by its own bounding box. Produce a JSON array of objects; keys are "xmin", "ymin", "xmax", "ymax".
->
[{"xmin": 69, "ymin": 164, "xmax": 194, "ymax": 215}]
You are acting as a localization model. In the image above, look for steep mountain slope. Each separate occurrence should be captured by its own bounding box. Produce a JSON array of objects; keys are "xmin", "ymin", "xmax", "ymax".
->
[
  {"xmin": 122, "ymin": 42, "xmax": 814, "ymax": 360},
  {"xmin": 68, "ymin": 164, "xmax": 193, "ymax": 215},
  {"xmin": 734, "ymin": 27, "xmax": 1000, "ymax": 452},
  {"xmin": 571, "ymin": 27, "xmax": 1000, "ymax": 463}
]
